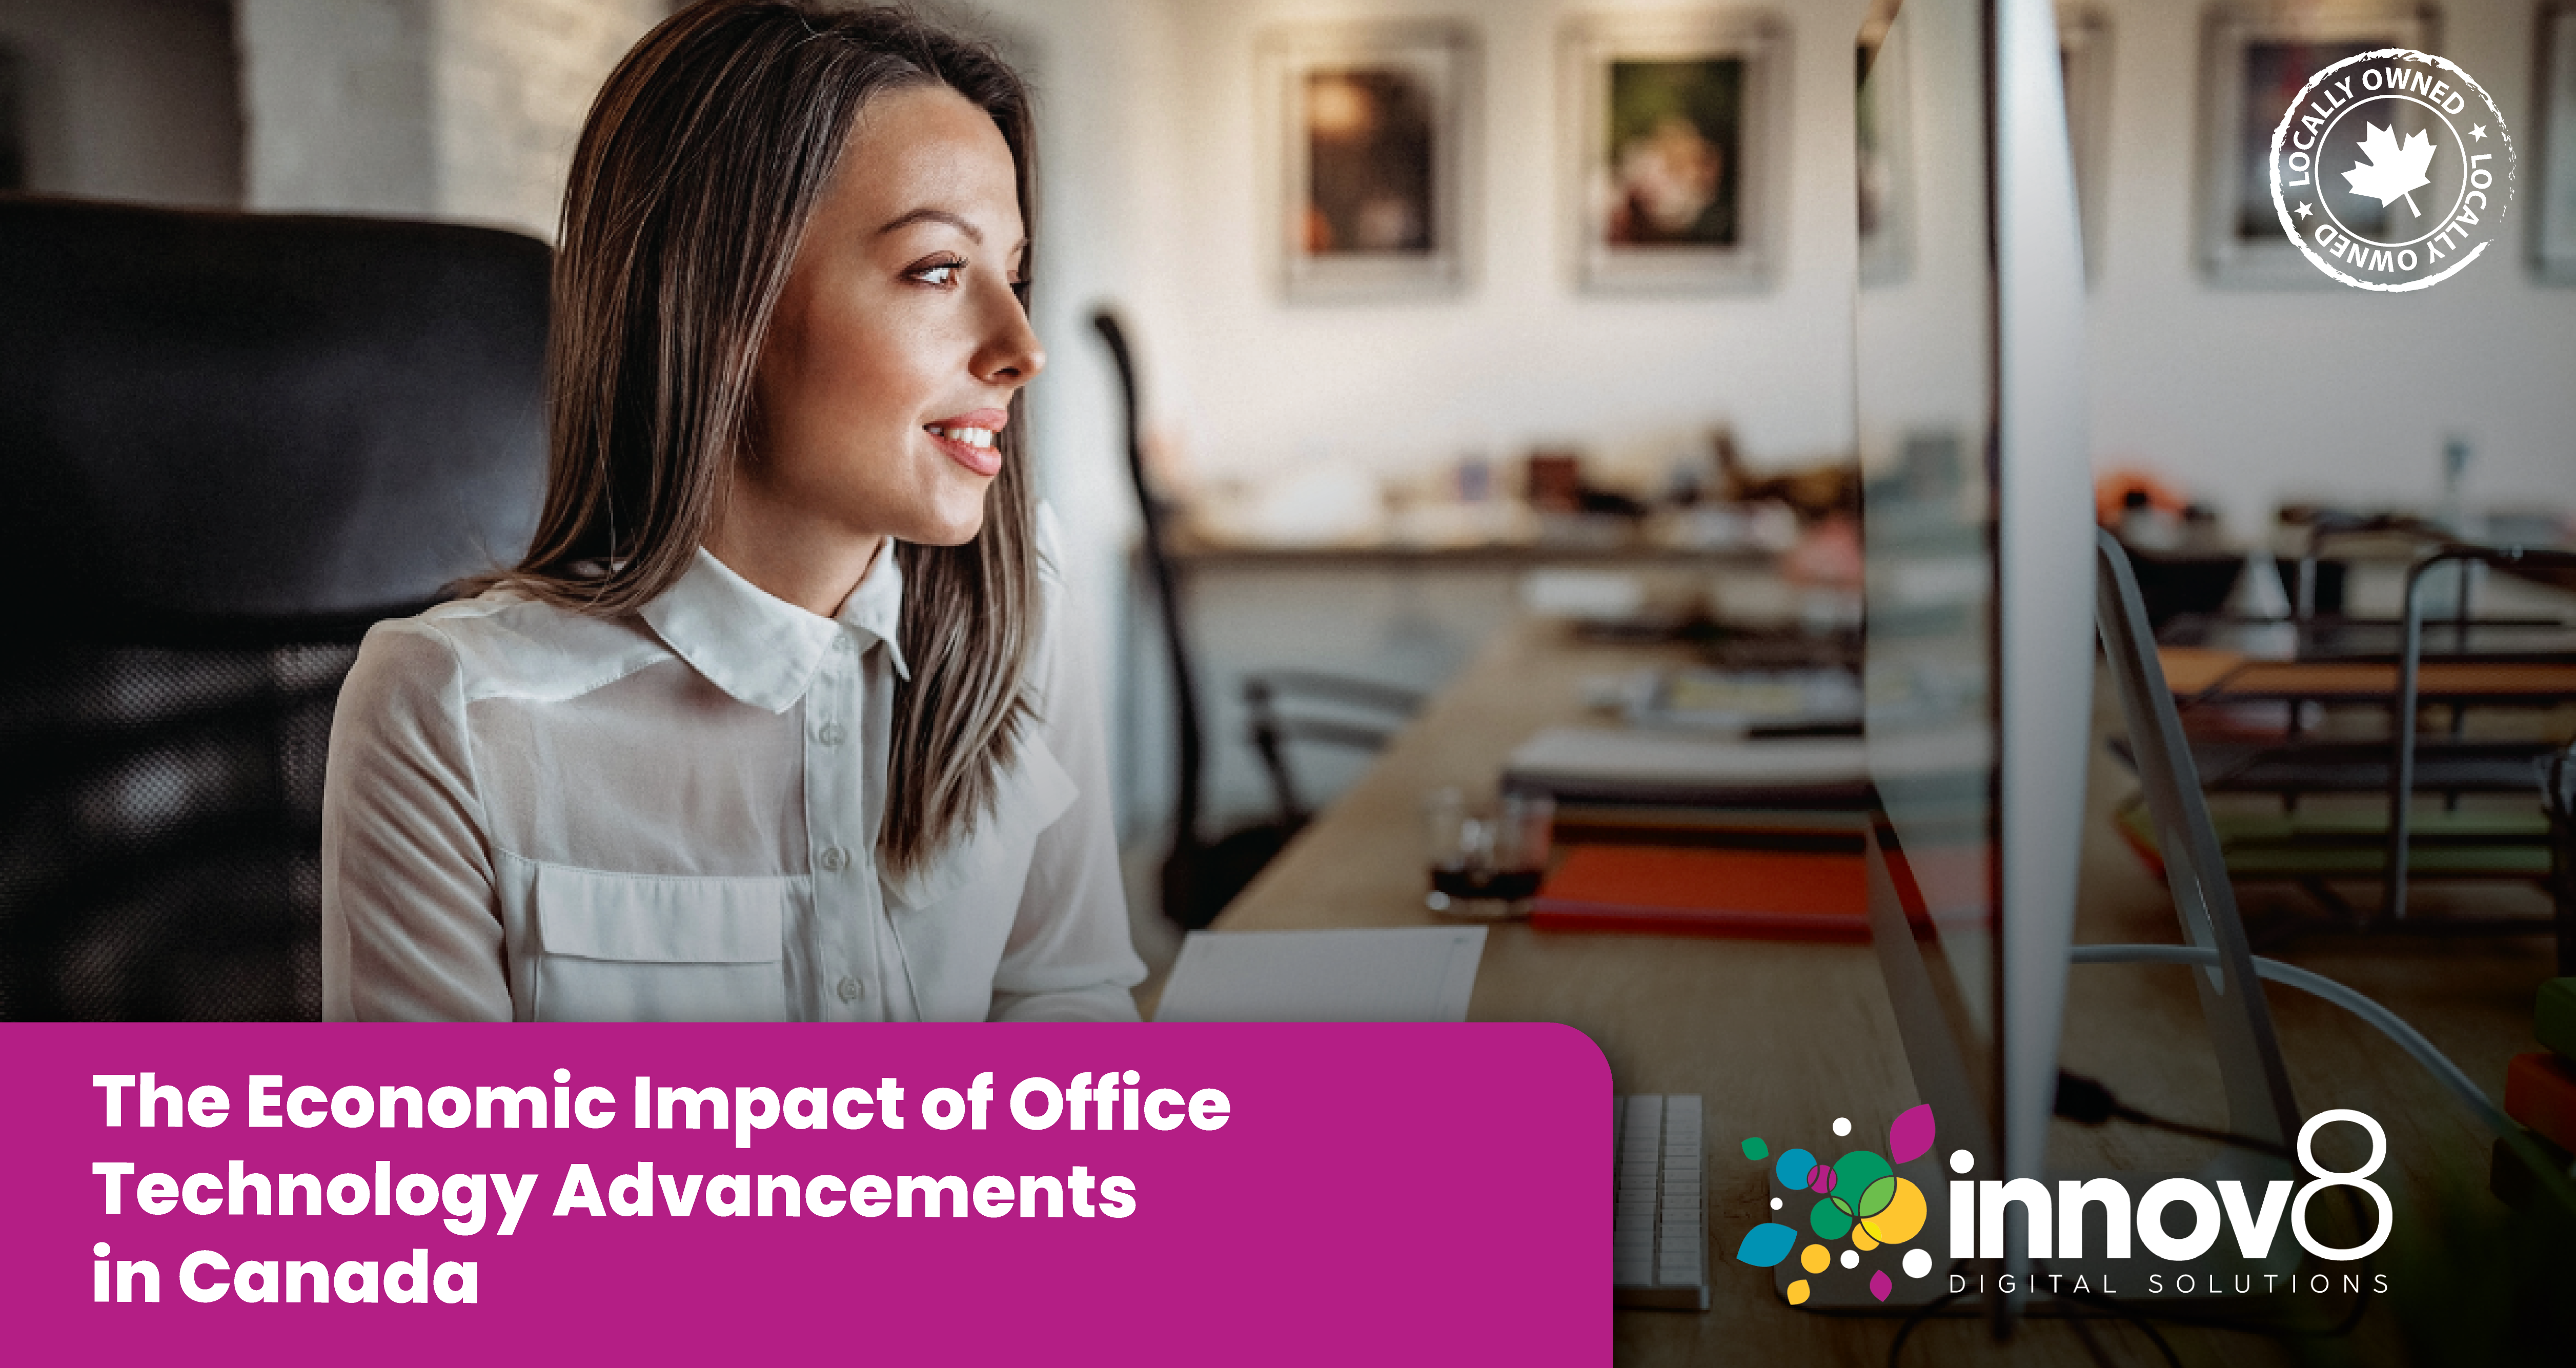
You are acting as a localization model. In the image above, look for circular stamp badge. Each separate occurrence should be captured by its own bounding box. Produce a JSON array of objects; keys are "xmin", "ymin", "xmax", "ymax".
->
[{"xmin": 2268, "ymin": 48, "xmax": 2516, "ymax": 291}]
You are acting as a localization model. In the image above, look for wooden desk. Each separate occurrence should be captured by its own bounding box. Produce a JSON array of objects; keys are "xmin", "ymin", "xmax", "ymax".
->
[
  {"xmin": 2157, "ymin": 648, "xmax": 2576, "ymax": 706},
  {"xmin": 1211, "ymin": 618, "xmax": 2557, "ymax": 1364}
]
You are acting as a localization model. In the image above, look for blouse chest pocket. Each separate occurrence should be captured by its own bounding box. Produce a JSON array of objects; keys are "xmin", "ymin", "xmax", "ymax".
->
[{"xmin": 519, "ymin": 862, "xmax": 792, "ymax": 1023}]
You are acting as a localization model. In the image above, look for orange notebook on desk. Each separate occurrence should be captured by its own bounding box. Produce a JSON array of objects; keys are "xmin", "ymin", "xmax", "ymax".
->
[{"xmin": 1529, "ymin": 844, "xmax": 1869, "ymax": 940}]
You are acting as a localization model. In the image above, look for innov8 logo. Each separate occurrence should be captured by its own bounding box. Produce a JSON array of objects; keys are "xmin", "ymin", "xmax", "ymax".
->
[
  {"xmin": 1938, "ymin": 1109, "xmax": 2390, "ymax": 1265},
  {"xmin": 1733, "ymin": 1106, "xmax": 2391, "ymax": 1302}
]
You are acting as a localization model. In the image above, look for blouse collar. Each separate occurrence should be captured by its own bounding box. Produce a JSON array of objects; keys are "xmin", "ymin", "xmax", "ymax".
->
[{"xmin": 640, "ymin": 543, "xmax": 910, "ymax": 713}]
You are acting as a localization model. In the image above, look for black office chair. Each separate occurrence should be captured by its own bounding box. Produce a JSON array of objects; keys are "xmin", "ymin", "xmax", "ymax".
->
[
  {"xmin": 1089, "ymin": 308, "xmax": 1421, "ymax": 928},
  {"xmin": 1242, "ymin": 669, "xmax": 1421, "ymax": 827},
  {"xmin": 0, "ymin": 195, "xmax": 550, "ymax": 1019}
]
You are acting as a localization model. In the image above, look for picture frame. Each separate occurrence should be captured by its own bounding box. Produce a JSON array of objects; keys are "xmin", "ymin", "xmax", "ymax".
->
[
  {"xmin": 1561, "ymin": 10, "xmax": 1786, "ymax": 294},
  {"xmin": 2197, "ymin": 3, "xmax": 2437, "ymax": 288},
  {"xmin": 2539, "ymin": 0, "xmax": 2576, "ymax": 283},
  {"xmin": 2058, "ymin": 5, "xmax": 2112, "ymax": 281},
  {"xmin": 1257, "ymin": 21, "xmax": 1477, "ymax": 302}
]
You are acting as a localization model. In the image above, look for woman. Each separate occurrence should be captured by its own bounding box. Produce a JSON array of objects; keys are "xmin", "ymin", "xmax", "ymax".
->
[{"xmin": 320, "ymin": 1, "xmax": 1144, "ymax": 1022}]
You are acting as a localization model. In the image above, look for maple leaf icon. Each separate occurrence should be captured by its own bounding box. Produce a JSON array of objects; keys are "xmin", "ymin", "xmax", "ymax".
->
[{"xmin": 2342, "ymin": 122, "xmax": 2436, "ymax": 217}]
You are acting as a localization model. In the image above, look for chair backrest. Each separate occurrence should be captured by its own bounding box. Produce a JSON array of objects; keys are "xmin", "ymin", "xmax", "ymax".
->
[
  {"xmin": 1090, "ymin": 307, "xmax": 1205, "ymax": 852},
  {"xmin": 0, "ymin": 195, "xmax": 550, "ymax": 1019}
]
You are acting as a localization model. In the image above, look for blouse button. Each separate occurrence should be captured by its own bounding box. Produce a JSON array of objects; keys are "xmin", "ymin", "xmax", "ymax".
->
[
  {"xmin": 831, "ymin": 634, "xmax": 854, "ymax": 653},
  {"xmin": 817, "ymin": 722, "xmax": 847, "ymax": 747},
  {"xmin": 837, "ymin": 976, "xmax": 863, "ymax": 1003},
  {"xmin": 818, "ymin": 846, "xmax": 848, "ymax": 873}
]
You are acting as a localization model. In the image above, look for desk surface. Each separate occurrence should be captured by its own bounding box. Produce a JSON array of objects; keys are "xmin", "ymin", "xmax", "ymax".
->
[
  {"xmin": 1211, "ymin": 618, "xmax": 2556, "ymax": 1364},
  {"xmin": 2158, "ymin": 647, "xmax": 2576, "ymax": 704}
]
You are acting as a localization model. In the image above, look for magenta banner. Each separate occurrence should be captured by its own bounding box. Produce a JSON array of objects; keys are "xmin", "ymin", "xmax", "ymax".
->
[{"xmin": 2, "ymin": 1023, "xmax": 1606, "ymax": 1363}]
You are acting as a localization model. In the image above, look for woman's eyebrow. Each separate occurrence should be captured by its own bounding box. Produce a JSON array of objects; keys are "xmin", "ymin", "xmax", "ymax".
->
[{"xmin": 876, "ymin": 206, "xmax": 983, "ymax": 242}]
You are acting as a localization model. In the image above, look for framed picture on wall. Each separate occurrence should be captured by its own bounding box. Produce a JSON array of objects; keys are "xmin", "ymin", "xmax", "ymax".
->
[
  {"xmin": 2197, "ymin": 3, "xmax": 2437, "ymax": 288},
  {"xmin": 1561, "ymin": 10, "xmax": 1786, "ymax": 294},
  {"xmin": 2540, "ymin": 0, "xmax": 2576, "ymax": 283},
  {"xmin": 1258, "ymin": 21, "xmax": 1477, "ymax": 302}
]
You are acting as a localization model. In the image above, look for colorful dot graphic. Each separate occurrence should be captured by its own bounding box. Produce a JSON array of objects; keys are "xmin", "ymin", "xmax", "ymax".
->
[{"xmin": 1732, "ymin": 1102, "xmax": 1938, "ymax": 1305}]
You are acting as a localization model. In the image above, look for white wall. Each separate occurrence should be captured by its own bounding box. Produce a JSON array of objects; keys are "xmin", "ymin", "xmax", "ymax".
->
[
  {"xmin": 2083, "ymin": 0, "xmax": 2576, "ymax": 527},
  {"xmin": 238, "ymin": 0, "xmax": 437, "ymax": 216},
  {"xmin": 970, "ymin": 0, "xmax": 1190, "ymax": 678},
  {"xmin": 238, "ymin": 0, "xmax": 661, "ymax": 237},
  {"xmin": 981, "ymin": 0, "xmax": 2573, "ymax": 561},
  {"xmin": 1122, "ymin": 0, "xmax": 1872, "ymax": 485},
  {"xmin": 34, "ymin": 0, "xmax": 2563, "ymax": 530},
  {"xmin": 969, "ymin": 0, "xmax": 1875, "ymax": 769},
  {"xmin": 0, "ymin": 0, "xmax": 240, "ymax": 206},
  {"xmin": 435, "ymin": 0, "xmax": 668, "ymax": 239},
  {"xmin": 960, "ymin": 0, "xmax": 2573, "ymax": 847}
]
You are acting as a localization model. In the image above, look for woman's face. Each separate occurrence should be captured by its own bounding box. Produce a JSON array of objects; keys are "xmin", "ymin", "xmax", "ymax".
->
[{"xmin": 743, "ymin": 82, "xmax": 1042, "ymax": 549}]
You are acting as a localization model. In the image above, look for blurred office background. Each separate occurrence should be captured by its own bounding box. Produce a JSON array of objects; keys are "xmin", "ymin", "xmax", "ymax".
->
[{"xmin": 4, "ymin": 0, "xmax": 2570, "ymax": 982}]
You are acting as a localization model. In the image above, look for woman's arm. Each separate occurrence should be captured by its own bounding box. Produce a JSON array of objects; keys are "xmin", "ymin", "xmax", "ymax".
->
[
  {"xmin": 320, "ymin": 620, "xmax": 511, "ymax": 1021},
  {"xmin": 986, "ymin": 516, "xmax": 1148, "ymax": 1022}
]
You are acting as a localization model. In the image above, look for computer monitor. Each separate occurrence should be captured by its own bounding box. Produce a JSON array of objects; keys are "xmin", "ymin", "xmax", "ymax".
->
[{"xmin": 1854, "ymin": 0, "xmax": 2094, "ymax": 1316}]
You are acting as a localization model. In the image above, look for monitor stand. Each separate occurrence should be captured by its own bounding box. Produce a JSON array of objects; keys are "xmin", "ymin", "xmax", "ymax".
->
[
  {"xmin": 1781, "ymin": 530, "xmax": 2304, "ymax": 1314},
  {"xmin": 2086, "ymin": 525, "xmax": 2303, "ymax": 1155}
]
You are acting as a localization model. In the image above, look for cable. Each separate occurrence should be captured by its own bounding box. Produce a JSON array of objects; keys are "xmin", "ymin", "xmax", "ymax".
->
[
  {"xmin": 1885, "ymin": 1260, "xmax": 2185, "ymax": 1368},
  {"xmin": 2056, "ymin": 940, "xmax": 2576, "ymax": 1341},
  {"xmin": 2053, "ymin": 1070, "xmax": 2293, "ymax": 1160},
  {"xmin": 1885, "ymin": 1260, "xmax": 1970, "ymax": 1368},
  {"xmin": 2069, "ymin": 944, "xmax": 2516, "ymax": 1139},
  {"xmin": 1893, "ymin": 943, "xmax": 2564, "ymax": 1360},
  {"xmin": 2061, "ymin": 1290, "xmax": 2183, "ymax": 1367},
  {"xmin": 2041, "ymin": 946, "xmax": 2473, "ymax": 1343},
  {"xmin": 2076, "ymin": 942, "xmax": 2576, "ymax": 1217}
]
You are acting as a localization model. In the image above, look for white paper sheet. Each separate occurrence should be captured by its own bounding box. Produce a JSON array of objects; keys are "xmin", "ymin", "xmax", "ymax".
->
[{"xmin": 1152, "ymin": 927, "xmax": 1488, "ymax": 1023}]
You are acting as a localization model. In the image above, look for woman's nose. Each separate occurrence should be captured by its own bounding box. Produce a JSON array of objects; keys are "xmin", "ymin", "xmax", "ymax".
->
[{"xmin": 976, "ymin": 288, "xmax": 1045, "ymax": 386}]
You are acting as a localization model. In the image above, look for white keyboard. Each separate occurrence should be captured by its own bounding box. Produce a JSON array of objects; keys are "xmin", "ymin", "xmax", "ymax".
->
[{"xmin": 1614, "ymin": 1094, "xmax": 1709, "ymax": 1311}]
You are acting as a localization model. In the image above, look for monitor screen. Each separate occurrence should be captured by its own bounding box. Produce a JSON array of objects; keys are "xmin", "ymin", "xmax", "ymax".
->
[
  {"xmin": 1855, "ymin": 0, "xmax": 2095, "ymax": 1231},
  {"xmin": 1857, "ymin": 0, "xmax": 2002, "ymax": 1081}
]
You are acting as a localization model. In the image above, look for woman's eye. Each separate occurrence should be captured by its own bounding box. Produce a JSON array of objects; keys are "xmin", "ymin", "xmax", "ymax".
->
[{"xmin": 909, "ymin": 260, "xmax": 963, "ymax": 287}]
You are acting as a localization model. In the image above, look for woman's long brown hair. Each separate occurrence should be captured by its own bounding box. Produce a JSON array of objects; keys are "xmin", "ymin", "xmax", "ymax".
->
[{"xmin": 479, "ymin": 1, "xmax": 1042, "ymax": 879}]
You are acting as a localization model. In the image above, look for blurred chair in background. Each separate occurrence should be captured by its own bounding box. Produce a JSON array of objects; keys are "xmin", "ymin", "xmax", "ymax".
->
[
  {"xmin": 1243, "ymin": 669, "xmax": 1421, "ymax": 828},
  {"xmin": 1090, "ymin": 307, "xmax": 1418, "ymax": 929},
  {"xmin": 0, "ymin": 196, "xmax": 549, "ymax": 1019}
]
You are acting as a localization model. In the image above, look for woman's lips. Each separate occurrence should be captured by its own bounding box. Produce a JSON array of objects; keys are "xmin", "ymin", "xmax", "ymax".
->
[
  {"xmin": 924, "ymin": 409, "xmax": 1007, "ymax": 477},
  {"xmin": 926, "ymin": 428, "xmax": 1003, "ymax": 477}
]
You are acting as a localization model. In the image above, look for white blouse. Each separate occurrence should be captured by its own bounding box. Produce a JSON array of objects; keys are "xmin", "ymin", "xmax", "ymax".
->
[{"xmin": 319, "ymin": 511, "xmax": 1145, "ymax": 1023}]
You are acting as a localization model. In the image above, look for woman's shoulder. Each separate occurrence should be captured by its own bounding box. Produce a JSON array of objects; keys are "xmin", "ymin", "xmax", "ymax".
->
[
  {"xmin": 1033, "ymin": 499, "xmax": 1068, "ymax": 591},
  {"xmin": 355, "ymin": 587, "xmax": 667, "ymax": 707},
  {"xmin": 1028, "ymin": 500, "xmax": 1079, "ymax": 647}
]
